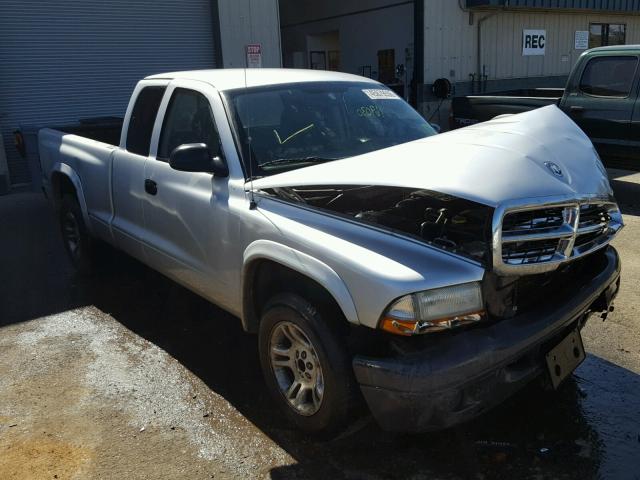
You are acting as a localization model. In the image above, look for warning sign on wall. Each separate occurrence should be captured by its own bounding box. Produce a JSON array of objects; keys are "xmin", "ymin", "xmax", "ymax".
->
[
  {"xmin": 522, "ymin": 30, "xmax": 546, "ymax": 56},
  {"xmin": 246, "ymin": 44, "xmax": 262, "ymax": 68}
]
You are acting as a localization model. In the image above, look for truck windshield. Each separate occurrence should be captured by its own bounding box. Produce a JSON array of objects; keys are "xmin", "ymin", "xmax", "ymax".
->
[{"xmin": 225, "ymin": 82, "xmax": 437, "ymax": 178}]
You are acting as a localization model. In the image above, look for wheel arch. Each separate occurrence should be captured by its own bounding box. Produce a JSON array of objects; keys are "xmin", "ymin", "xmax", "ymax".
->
[
  {"xmin": 242, "ymin": 240, "xmax": 359, "ymax": 333},
  {"xmin": 50, "ymin": 163, "xmax": 90, "ymax": 227}
]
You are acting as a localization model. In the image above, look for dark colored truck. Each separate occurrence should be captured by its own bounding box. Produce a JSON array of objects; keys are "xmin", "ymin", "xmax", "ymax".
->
[{"xmin": 452, "ymin": 45, "xmax": 640, "ymax": 167}]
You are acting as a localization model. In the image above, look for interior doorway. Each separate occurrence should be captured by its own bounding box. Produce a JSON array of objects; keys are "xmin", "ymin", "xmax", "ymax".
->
[{"xmin": 307, "ymin": 30, "xmax": 340, "ymax": 70}]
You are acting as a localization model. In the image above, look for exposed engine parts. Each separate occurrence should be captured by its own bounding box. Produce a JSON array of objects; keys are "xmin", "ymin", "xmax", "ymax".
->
[{"xmin": 262, "ymin": 185, "xmax": 494, "ymax": 263}]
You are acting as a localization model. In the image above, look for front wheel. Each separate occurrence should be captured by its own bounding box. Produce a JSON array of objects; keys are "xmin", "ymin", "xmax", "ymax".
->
[{"xmin": 258, "ymin": 293, "xmax": 359, "ymax": 435}]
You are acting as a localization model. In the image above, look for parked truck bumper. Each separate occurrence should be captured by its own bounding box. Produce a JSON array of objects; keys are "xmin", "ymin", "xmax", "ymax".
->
[{"xmin": 353, "ymin": 247, "xmax": 621, "ymax": 433}]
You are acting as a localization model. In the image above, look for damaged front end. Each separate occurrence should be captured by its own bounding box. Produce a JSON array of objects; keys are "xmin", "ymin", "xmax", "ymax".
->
[
  {"xmin": 259, "ymin": 184, "xmax": 623, "ymax": 326},
  {"xmin": 260, "ymin": 185, "xmax": 495, "ymax": 265}
]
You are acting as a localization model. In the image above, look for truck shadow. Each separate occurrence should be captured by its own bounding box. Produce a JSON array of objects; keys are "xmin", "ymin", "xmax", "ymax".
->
[
  {"xmin": 610, "ymin": 179, "xmax": 640, "ymax": 217},
  {"xmin": 607, "ymin": 168, "xmax": 640, "ymax": 217},
  {"xmin": 79, "ymin": 249, "xmax": 640, "ymax": 480}
]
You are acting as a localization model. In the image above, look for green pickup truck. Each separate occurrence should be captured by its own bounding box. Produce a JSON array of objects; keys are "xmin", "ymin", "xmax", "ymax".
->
[{"xmin": 451, "ymin": 45, "xmax": 640, "ymax": 167}]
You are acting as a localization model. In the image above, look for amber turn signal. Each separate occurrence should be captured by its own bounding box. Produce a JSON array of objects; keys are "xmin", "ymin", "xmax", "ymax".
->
[{"xmin": 380, "ymin": 317, "xmax": 419, "ymax": 336}]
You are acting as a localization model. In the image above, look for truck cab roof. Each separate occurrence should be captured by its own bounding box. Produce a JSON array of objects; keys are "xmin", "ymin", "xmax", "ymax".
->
[
  {"xmin": 586, "ymin": 44, "xmax": 640, "ymax": 54},
  {"xmin": 144, "ymin": 68, "xmax": 378, "ymax": 91}
]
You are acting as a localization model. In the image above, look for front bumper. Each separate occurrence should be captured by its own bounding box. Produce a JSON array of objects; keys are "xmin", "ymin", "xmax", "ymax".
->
[{"xmin": 353, "ymin": 246, "xmax": 621, "ymax": 432}]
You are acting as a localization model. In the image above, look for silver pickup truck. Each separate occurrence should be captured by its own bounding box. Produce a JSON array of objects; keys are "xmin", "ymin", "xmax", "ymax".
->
[{"xmin": 39, "ymin": 69, "xmax": 623, "ymax": 435}]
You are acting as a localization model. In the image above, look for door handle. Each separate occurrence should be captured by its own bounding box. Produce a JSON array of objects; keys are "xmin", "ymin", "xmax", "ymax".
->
[
  {"xmin": 569, "ymin": 105, "xmax": 585, "ymax": 113},
  {"xmin": 144, "ymin": 179, "xmax": 158, "ymax": 195}
]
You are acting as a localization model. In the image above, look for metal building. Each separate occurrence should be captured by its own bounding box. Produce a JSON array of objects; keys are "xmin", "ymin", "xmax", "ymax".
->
[
  {"xmin": 0, "ymin": 0, "xmax": 280, "ymax": 187},
  {"xmin": 278, "ymin": 0, "xmax": 640, "ymax": 125},
  {"xmin": 423, "ymin": 1, "xmax": 640, "ymax": 124},
  {"xmin": 3, "ymin": 0, "xmax": 640, "ymax": 187}
]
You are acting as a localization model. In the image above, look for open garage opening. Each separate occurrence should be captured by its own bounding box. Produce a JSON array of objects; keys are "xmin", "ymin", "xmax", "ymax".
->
[{"xmin": 278, "ymin": 1, "xmax": 419, "ymax": 107}]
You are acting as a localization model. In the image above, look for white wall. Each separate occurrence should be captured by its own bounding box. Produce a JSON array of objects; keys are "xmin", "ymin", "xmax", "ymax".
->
[
  {"xmin": 307, "ymin": 31, "xmax": 340, "ymax": 54},
  {"xmin": 306, "ymin": 31, "xmax": 340, "ymax": 69},
  {"xmin": 218, "ymin": 0, "xmax": 282, "ymax": 68}
]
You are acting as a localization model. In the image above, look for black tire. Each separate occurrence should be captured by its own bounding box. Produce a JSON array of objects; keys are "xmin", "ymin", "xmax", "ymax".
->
[
  {"xmin": 258, "ymin": 293, "xmax": 360, "ymax": 436},
  {"xmin": 59, "ymin": 194, "xmax": 95, "ymax": 275}
]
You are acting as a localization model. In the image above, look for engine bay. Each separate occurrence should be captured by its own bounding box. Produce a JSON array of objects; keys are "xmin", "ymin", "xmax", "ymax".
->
[{"xmin": 261, "ymin": 185, "xmax": 494, "ymax": 263}]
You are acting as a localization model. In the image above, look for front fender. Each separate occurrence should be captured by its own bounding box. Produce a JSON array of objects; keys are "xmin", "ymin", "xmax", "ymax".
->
[{"xmin": 242, "ymin": 239, "xmax": 359, "ymax": 327}]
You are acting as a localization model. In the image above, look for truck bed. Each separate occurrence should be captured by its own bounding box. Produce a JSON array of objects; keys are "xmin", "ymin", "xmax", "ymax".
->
[
  {"xmin": 53, "ymin": 116, "xmax": 123, "ymax": 146},
  {"xmin": 39, "ymin": 122, "xmax": 119, "ymax": 234}
]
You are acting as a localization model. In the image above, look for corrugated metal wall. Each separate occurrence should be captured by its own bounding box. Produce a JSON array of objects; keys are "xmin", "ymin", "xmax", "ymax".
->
[
  {"xmin": 424, "ymin": 1, "xmax": 640, "ymax": 84},
  {"xmin": 424, "ymin": 2, "xmax": 477, "ymax": 84},
  {"xmin": 218, "ymin": 0, "xmax": 282, "ymax": 68},
  {"xmin": 467, "ymin": 0, "xmax": 640, "ymax": 11},
  {"xmin": 482, "ymin": 11, "xmax": 640, "ymax": 79},
  {"xmin": 0, "ymin": 0, "xmax": 218, "ymax": 185}
]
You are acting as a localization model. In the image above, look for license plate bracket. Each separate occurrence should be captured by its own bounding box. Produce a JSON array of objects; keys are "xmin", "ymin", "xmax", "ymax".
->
[{"xmin": 545, "ymin": 329, "xmax": 585, "ymax": 389}]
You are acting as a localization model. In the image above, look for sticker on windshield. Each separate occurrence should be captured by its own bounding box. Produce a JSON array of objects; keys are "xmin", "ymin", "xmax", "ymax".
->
[{"xmin": 362, "ymin": 89, "xmax": 399, "ymax": 100}]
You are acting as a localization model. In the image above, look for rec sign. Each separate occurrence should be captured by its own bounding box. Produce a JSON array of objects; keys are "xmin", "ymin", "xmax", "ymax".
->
[{"xmin": 522, "ymin": 29, "xmax": 546, "ymax": 56}]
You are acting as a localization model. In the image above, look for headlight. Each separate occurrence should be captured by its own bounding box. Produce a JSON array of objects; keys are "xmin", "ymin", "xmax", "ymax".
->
[{"xmin": 379, "ymin": 282, "xmax": 485, "ymax": 336}]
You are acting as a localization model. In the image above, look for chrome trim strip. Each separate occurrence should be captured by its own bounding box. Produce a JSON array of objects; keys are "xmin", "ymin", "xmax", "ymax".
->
[
  {"xmin": 501, "ymin": 224, "xmax": 574, "ymax": 243},
  {"xmin": 576, "ymin": 223, "xmax": 608, "ymax": 235}
]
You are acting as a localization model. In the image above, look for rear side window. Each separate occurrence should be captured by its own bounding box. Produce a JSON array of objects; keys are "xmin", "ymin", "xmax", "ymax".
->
[
  {"xmin": 579, "ymin": 56, "xmax": 638, "ymax": 97},
  {"xmin": 157, "ymin": 88, "xmax": 220, "ymax": 160},
  {"xmin": 126, "ymin": 86, "xmax": 166, "ymax": 156}
]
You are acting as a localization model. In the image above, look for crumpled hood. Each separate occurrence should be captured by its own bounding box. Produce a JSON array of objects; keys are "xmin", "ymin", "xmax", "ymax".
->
[{"xmin": 251, "ymin": 105, "xmax": 613, "ymax": 207}]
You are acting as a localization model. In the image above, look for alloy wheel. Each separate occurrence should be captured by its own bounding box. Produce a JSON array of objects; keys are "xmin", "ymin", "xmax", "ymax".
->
[{"xmin": 269, "ymin": 321, "xmax": 325, "ymax": 416}]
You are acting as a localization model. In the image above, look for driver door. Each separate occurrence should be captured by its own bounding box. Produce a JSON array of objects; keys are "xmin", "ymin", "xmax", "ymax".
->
[{"xmin": 141, "ymin": 83, "xmax": 232, "ymax": 303}]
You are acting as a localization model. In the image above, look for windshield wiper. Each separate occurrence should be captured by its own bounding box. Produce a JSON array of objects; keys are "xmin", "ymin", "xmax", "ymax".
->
[{"xmin": 259, "ymin": 156, "xmax": 338, "ymax": 168}]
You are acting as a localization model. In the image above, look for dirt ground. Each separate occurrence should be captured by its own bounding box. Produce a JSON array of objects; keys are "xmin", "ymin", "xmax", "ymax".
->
[{"xmin": 1, "ymin": 169, "xmax": 639, "ymax": 479}]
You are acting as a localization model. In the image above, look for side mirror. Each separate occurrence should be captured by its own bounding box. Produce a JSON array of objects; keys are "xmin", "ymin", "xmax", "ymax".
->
[{"xmin": 169, "ymin": 143, "xmax": 229, "ymax": 177}]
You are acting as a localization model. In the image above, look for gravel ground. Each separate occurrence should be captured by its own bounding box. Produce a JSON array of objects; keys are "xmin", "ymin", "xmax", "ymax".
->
[{"xmin": 0, "ymin": 169, "xmax": 639, "ymax": 479}]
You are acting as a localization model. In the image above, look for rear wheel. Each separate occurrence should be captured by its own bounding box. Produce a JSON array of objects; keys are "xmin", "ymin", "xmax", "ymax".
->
[
  {"xmin": 258, "ymin": 293, "xmax": 359, "ymax": 435},
  {"xmin": 59, "ymin": 194, "xmax": 94, "ymax": 275}
]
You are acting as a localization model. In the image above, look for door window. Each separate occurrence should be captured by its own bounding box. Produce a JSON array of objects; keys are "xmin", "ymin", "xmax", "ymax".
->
[
  {"xmin": 126, "ymin": 86, "xmax": 166, "ymax": 156},
  {"xmin": 579, "ymin": 56, "xmax": 638, "ymax": 97},
  {"xmin": 157, "ymin": 88, "xmax": 221, "ymax": 160}
]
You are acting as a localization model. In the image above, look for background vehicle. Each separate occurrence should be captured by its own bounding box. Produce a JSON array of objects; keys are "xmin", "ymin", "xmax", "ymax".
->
[
  {"xmin": 452, "ymin": 45, "xmax": 640, "ymax": 168},
  {"xmin": 39, "ymin": 69, "xmax": 622, "ymax": 435}
]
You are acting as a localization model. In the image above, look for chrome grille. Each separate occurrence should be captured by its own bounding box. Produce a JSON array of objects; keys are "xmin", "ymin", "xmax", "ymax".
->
[
  {"xmin": 495, "ymin": 200, "xmax": 622, "ymax": 274},
  {"xmin": 502, "ymin": 208, "xmax": 564, "ymax": 233},
  {"xmin": 502, "ymin": 238, "xmax": 559, "ymax": 265},
  {"xmin": 575, "ymin": 204, "xmax": 611, "ymax": 249}
]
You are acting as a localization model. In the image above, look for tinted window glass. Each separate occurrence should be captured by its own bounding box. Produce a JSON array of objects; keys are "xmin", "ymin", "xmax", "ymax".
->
[
  {"xmin": 580, "ymin": 56, "xmax": 638, "ymax": 97},
  {"xmin": 226, "ymin": 82, "xmax": 436, "ymax": 178},
  {"xmin": 126, "ymin": 86, "xmax": 165, "ymax": 156},
  {"xmin": 158, "ymin": 89, "xmax": 220, "ymax": 160}
]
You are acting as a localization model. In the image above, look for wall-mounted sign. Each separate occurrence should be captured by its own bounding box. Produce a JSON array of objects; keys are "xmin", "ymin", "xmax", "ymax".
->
[
  {"xmin": 575, "ymin": 30, "xmax": 589, "ymax": 50},
  {"xmin": 523, "ymin": 29, "xmax": 546, "ymax": 56},
  {"xmin": 246, "ymin": 43, "xmax": 262, "ymax": 68}
]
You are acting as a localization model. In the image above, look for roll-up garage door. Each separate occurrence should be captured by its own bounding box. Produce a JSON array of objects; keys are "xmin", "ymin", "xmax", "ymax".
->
[{"xmin": 0, "ymin": 0, "xmax": 221, "ymax": 185}]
